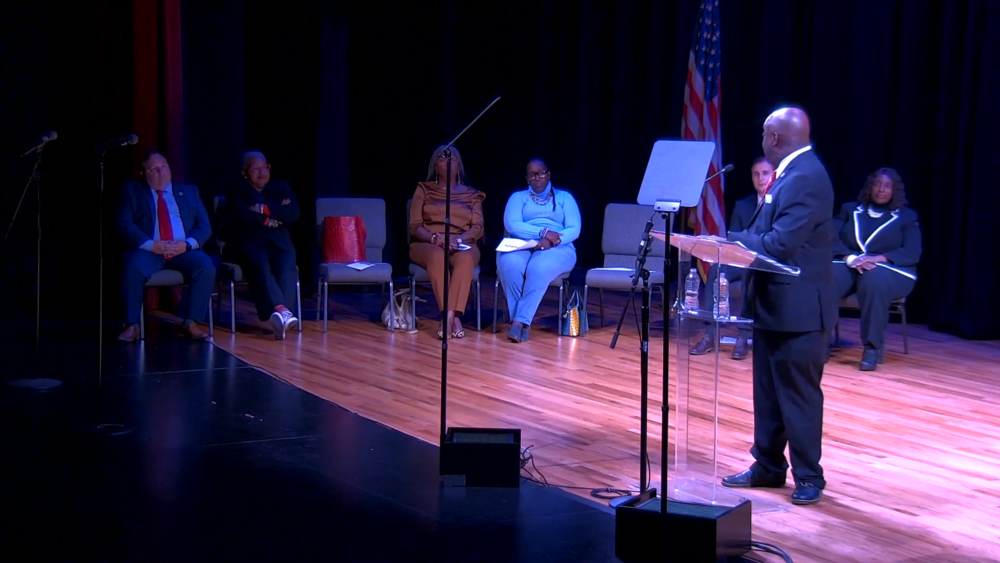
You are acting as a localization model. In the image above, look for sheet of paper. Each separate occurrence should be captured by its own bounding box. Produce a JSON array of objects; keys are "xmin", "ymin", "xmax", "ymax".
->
[
  {"xmin": 495, "ymin": 238, "xmax": 538, "ymax": 252},
  {"xmin": 457, "ymin": 243, "xmax": 472, "ymax": 251},
  {"xmin": 345, "ymin": 262, "xmax": 375, "ymax": 271}
]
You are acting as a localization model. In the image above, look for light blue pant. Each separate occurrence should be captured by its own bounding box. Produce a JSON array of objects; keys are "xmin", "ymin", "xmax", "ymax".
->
[{"xmin": 497, "ymin": 245, "xmax": 576, "ymax": 325}]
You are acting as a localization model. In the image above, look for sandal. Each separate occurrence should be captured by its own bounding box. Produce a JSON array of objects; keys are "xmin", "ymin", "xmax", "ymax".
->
[{"xmin": 451, "ymin": 329, "xmax": 466, "ymax": 339}]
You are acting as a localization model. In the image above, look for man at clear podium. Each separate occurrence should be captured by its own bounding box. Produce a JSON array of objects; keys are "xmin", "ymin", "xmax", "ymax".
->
[{"xmin": 719, "ymin": 107, "xmax": 836, "ymax": 506}]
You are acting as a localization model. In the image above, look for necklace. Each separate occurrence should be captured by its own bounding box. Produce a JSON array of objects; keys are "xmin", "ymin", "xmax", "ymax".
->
[
  {"xmin": 867, "ymin": 206, "xmax": 885, "ymax": 219},
  {"xmin": 530, "ymin": 188, "xmax": 553, "ymax": 206}
]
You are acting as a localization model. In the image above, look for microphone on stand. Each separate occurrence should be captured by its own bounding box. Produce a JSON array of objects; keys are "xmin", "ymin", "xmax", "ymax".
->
[
  {"xmin": 706, "ymin": 163, "xmax": 734, "ymax": 182},
  {"xmin": 93, "ymin": 134, "xmax": 138, "ymax": 152},
  {"xmin": 19, "ymin": 131, "xmax": 58, "ymax": 158}
]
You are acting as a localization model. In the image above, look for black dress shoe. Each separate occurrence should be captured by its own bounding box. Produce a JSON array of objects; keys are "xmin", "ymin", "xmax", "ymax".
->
[
  {"xmin": 721, "ymin": 469, "xmax": 785, "ymax": 489},
  {"xmin": 791, "ymin": 481, "xmax": 822, "ymax": 505},
  {"xmin": 689, "ymin": 334, "xmax": 715, "ymax": 355},
  {"xmin": 731, "ymin": 337, "xmax": 750, "ymax": 360},
  {"xmin": 859, "ymin": 348, "xmax": 878, "ymax": 371}
]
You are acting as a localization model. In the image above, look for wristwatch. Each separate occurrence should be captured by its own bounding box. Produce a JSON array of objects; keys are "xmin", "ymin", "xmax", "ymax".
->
[{"xmin": 456, "ymin": 238, "xmax": 463, "ymax": 245}]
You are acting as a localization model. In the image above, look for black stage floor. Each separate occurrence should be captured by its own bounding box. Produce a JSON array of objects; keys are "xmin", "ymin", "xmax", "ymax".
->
[{"xmin": 0, "ymin": 327, "xmax": 622, "ymax": 562}]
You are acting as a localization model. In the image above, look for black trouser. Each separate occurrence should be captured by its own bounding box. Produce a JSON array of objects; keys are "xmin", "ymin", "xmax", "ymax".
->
[
  {"xmin": 241, "ymin": 242, "xmax": 298, "ymax": 322},
  {"xmin": 699, "ymin": 263, "xmax": 750, "ymax": 339},
  {"xmin": 750, "ymin": 327, "xmax": 826, "ymax": 488},
  {"xmin": 833, "ymin": 263, "xmax": 914, "ymax": 351}
]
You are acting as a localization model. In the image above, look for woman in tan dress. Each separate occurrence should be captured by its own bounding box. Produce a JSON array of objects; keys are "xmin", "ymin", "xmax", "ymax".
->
[{"xmin": 409, "ymin": 145, "xmax": 485, "ymax": 339}]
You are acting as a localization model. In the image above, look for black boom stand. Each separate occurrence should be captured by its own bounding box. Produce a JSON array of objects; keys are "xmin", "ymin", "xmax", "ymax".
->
[
  {"xmin": 5, "ymin": 134, "xmax": 62, "ymax": 391},
  {"xmin": 609, "ymin": 212, "xmax": 661, "ymax": 496}
]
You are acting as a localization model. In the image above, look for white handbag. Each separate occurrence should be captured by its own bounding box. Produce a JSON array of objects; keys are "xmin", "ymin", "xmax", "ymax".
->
[{"xmin": 382, "ymin": 288, "xmax": 418, "ymax": 333}]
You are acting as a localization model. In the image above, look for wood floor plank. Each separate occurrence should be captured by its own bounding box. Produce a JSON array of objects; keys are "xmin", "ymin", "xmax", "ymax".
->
[{"xmin": 210, "ymin": 281, "xmax": 1000, "ymax": 562}]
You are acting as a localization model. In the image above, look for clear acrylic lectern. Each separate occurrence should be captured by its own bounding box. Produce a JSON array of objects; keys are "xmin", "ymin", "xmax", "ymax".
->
[{"xmin": 653, "ymin": 231, "xmax": 800, "ymax": 514}]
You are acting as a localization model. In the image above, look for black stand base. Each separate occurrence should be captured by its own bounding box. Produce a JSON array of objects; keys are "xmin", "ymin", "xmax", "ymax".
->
[
  {"xmin": 614, "ymin": 489, "xmax": 752, "ymax": 562},
  {"xmin": 6, "ymin": 378, "xmax": 62, "ymax": 391},
  {"xmin": 440, "ymin": 427, "xmax": 521, "ymax": 488}
]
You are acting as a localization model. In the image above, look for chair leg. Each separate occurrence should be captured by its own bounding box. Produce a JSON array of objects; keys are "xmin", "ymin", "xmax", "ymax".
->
[
  {"xmin": 214, "ymin": 281, "xmax": 222, "ymax": 327},
  {"xmin": 834, "ymin": 322, "xmax": 841, "ymax": 348},
  {"xmin": 139, "ymin": 303, "xmax": 145, "ymax": 341},
  {"xmin": 296, "ymin": 280, "xmax": 303, "ymax": 332},
  {"xmin": 316, "ymin": 279, "xmax": 322, "ymax": 321},
  {"xmin": 476, "ymin": 279, "xmax": 482, "ymax": 332},
  {"xmin": 557, "ymin": 281, "xmax": 565, "ymax": 335},
  {"xmin": 410, "ymin": 277, "xmax": 417, "ymax": 330},
  {"xmin": 583, "ymin": 285, "xmax": 590, "ymax": 328},
  {"xmin": 600, "ymin": 288, "xmax": 605, "ymax": 327},
  {"xmin": 387, "ymin": 280, "xmax": 395, "ymax": 332},
  {"xmin": 493, "ymin": 279, "xmax": 500, "ymax": 333},
  {"xmin": 322, "ymin": 280, "xmax": 329, "ymax": 332},
  {"xmin": 229, "ymin": 281, "xmax": 236, "ymax": 333},
  {"xmin": 900, "ymin": 305, "xmax": 908, "ymax": 354},
  {"xmin": 208, "ymin": 294, "xmax": 214, "ymax": 337}
]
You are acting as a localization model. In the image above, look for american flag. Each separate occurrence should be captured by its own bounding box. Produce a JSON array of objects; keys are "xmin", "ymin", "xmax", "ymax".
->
[{"xmin": 681, "ymin": 0, "xmax": 725, "ymax": 279}]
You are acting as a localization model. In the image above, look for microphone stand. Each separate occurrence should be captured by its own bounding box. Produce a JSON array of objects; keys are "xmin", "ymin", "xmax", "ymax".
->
[
  {"xmin": 4, "ymin": 144, "xmax": 61, "ymax": 391},
  {"xmin": 90, "ymin": 151, "xmax": 129, "ymax": 436},
  {"xmin": 438, "ymin": 96, "xmax": 500, "ymax": 448},
  {"xmin": 659, "ymin": 210, "xmax": 676, "ymax": 531},
  {"xmin": 609, "ymin": 214, "xmax": 657, "ymax": 494}
]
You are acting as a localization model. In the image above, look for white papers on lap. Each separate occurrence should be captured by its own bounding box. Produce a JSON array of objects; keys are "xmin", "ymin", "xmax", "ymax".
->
[
  {"xmin": 346, "ymin": 262, "xmax": 375, "ymax": 271},
  {"xmin": 457, "ymin": 243, "xmax": 472, "ymax": 251},
  {"xmin": 496, "ymin": 238, "xmax": 538, "ymax": 252}
]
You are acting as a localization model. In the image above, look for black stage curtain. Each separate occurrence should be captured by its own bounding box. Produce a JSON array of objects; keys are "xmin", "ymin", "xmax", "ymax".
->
[{"xmin": 4, "ymin": 0, "xmax": 999, "ymax": 340}]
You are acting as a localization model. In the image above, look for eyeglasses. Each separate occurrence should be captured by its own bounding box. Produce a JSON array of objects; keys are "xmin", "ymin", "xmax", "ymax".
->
[{"xmin": 526, "ymin": 171, "xmax": 549, "ymax": 180}]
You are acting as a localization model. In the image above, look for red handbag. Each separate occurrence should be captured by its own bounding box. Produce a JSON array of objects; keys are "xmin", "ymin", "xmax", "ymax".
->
[{"xmin": 322, "ymin": 215, "xmax": 367, "ymax": 263}]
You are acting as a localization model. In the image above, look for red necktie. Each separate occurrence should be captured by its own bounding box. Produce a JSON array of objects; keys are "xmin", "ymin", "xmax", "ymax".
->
[
  {"xmin": 763, "ymin": 171, "xmax": 777, "ymax": 195},
  {"xmin": 156, "ymin": 190, "xmax": 175, "ymax": 241}
]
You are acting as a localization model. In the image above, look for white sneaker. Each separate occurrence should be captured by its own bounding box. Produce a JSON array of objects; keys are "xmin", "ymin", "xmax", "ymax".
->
[
  {"xmin": 280, "ymin": 309, "xmax": 298, "ymax": 332},
  {"xmin": 270, "ymin": 311, "xmax": 285, "ymax": 340}
]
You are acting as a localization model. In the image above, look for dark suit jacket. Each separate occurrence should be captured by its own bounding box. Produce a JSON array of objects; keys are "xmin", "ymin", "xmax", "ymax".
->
[
  {"xmin": 831, "ymin": 202, "xmax": 921, "ymax": 280},
  {"xmin": 116, "ymin": 179, "xmax": 212, "ymax": 250},
  {"xmin": 728, "ymin": 194, "xmax": 758, "ymax": 234},
  {"xmin": 225, "ymin": 179, "xmax": 300, "ymax": 251},
  {"xmin": 728, "ymin": 150, "xmax": 836, "ymax": 333}
]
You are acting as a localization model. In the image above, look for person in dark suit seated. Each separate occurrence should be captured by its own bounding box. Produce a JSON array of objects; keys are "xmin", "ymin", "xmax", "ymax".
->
[
  {"xmin": 225, "ymin": 151, "xmax": 300, "ymax": 340},
  {"xmin": 721, "ymin": 107, "xmax": 836, "ymax": 506},
  {"xmin": 116, "ymin": 150, "xmax": 216, "ymax": 342},
  {"xmin": 832, "ymin": 167, "xmax": 921, "ymax": 371},
  {"xmin": 690, "ymin": 155, "xmax": 774, "ymax": 360}
]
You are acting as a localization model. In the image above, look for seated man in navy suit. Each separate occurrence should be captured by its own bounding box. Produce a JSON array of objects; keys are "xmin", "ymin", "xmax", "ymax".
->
[
  {"xmin": 116, "ymin": 150, "xmax": 216, "ymax": 342},
  {"xmin": 690, "ymin": 156, "xmax": 774, "ymax": 360}
]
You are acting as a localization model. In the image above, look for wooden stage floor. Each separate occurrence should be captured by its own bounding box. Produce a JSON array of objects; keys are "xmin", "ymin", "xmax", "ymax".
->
[{"xmin": 211, "ymin": 279, "xmax": 1000, "ymax": 563}]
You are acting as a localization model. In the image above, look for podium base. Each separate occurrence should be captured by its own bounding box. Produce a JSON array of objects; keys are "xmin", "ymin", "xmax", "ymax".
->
[{"xmin": 614, "ymin": 488, "xmax": 752, "ymax": 562}]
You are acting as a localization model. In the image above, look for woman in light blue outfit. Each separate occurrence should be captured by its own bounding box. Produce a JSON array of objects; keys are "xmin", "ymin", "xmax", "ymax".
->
[{"xmin": 498, "ymin": 158, "xmax": 581, "ymax": 343}]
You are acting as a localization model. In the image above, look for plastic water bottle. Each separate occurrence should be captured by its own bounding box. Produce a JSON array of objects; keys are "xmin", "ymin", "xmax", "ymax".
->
[
  {"xmin": 714, "ymin": 272, "xmax": 730, "ymax": 320},
  {"xmin": 684, "ymin": 268, "xmax": 701, "ymax": 311}
]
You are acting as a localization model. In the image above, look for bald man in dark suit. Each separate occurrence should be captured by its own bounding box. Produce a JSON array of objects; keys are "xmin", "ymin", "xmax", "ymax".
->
[{"xmin": 720, "ymin": 107, "xmax": 836, "ymax": 506}]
